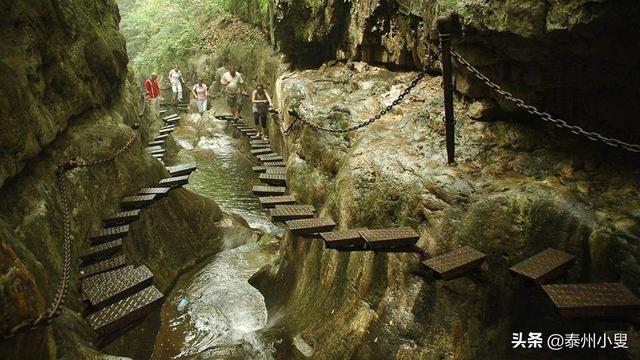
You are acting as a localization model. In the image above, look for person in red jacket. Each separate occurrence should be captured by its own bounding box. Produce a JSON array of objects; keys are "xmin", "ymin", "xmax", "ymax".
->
[{"xmin": 144, "ymin": 72, "xmax": 160, "ymax": 112}]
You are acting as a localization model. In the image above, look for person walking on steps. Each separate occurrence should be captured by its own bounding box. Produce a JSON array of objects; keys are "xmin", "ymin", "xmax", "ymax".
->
[
  {"xmin": 191, "ymin": 79, "xmax": 209, "ymax": 115},
  {"xmin": 220, "ymin": 65, "xmax": 247, "ymax": 119},
  {"xmin": 169, "ymin": 64, "xmax": 184, "ymax": 103},
  {"xmin": 144, "ymin": 72, "xmax": 160, "ymax": 113},
  {"xmin": 251, "ymin": 84, "xmax": 273, "ymax": 140}
]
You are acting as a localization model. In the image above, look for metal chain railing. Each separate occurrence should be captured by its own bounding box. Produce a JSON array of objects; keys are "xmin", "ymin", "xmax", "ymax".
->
[
  {"xmin": 451, "ymin": 50, "xmax": 640, "ymax": 153},
  {"xmin": 284, "ymin": 51, "xmax": 441, "ymax": 134},
  {"xmin": 1, "ymin": 128, "xmax": 138, "ymax": 341}
]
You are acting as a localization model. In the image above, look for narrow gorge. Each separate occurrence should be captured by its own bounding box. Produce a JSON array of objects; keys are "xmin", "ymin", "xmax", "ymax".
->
[{"xmin": 1, "ymin": 1, "xmax": 639, "ymax": 359}]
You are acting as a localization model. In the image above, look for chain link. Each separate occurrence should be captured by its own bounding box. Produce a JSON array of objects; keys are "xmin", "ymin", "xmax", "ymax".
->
[
  {"xmin": 1, "ymin": 129, "xmax": 138, "ymax": 341},
  {"xmin": 284, "ymin": 51, "xmax": 441, "ymax": 134},
  {"xmin": 451, "ymin": 50, "xmax": 640, "ymax": 153}
]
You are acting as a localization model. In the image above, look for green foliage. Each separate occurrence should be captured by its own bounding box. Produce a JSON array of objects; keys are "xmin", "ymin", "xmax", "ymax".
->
[
  {"xmin": 119, "ymin": 0, "xmax": 217, "ymax": 76},
  {"xmin": 119, "ymin": 0, "xmax": 273, "ymax": 78},
  {"xmin": 215, "ymin": 0, "xmax": 269, "ymax": 25}
]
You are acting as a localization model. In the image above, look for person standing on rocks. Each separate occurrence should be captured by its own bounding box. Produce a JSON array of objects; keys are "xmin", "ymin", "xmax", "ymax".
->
[
  {"xmin": 144, "ymin": 72, "xmax": 160, "ymax": 113},
  {"xmin": 169, "ymin": 64, "xmax": 184, "ymax": 103},
  {"xmin": 191, "ymin": 79, "xmax": 209, "ymax": 115},
  {"xmin": 220, "ymin": 65, "xmax": 247, "ymax": 119},
  {"xmin": 251, "ymin": 83, "xmax": 273, "ymax": 140}
]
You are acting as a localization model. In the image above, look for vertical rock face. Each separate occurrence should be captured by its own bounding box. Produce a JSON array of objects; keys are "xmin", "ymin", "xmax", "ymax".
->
[
  {"xmin": 253, "ymin": 59, "xmax": 640, "ymax": 359},
  {"xmin": 0, "ymin": 1, "xmax": 229, "ymax": 358},
  {"xmin": 271, "ymin": 0, "xmax": 640, "ymax": 140},
  {"xmin": 0, "ymin": 0, "xmax": 128, "ymax": 187}
]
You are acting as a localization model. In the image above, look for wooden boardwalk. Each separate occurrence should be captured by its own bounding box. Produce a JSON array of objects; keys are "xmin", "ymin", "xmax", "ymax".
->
[
  {"xmin": 77, "ymin": 107, "xmax": 199, "ymax": 345},
  {"xmin": 221, "ymin": 113, "xmax": 639, "ymax": 323}
]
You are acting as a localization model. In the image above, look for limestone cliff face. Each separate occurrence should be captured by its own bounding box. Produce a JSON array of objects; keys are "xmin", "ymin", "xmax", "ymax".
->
[
  {"xmin": 0, "ymin": 0, "xmax": 129, "ymax": 187},
  {"xmin": 269, "ymin": 0, "xmax": 640, "ymax": 141},
  {"xmin": 250, "ymin": 61, "xmax": 639, "ymax": 359},
  {"xmin": 0, "ymin": 1, "xmax": 227, "ymax": 359}
]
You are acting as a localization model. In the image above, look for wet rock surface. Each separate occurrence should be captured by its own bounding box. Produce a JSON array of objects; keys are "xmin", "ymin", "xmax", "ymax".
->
[
  {"xmin": 253, "ymin": 60, "xmax": 640, "ymax": 358},
  {"xmin": 0, "ymin": 0, "xmax": 128, "ymax": 187},
  {"xmin": 270, "ymin": 0, "xmax": 640, "ymax": 141}
]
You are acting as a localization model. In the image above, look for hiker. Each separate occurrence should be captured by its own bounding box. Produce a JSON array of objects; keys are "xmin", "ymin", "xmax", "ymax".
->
[
  {"xmin": 191, "ymin": 79, "xmax": 208, "ymax": 115},
  {"xmin": 169, "ymin": 64, "xmax": 184, "ymax": 103},
  {"xmin": 251, "ymin": 83, "xmax": 273, "ymax": 139},
  {"xmin": 220, "ymin": 65, "xmax": 247, "ymax": 119},
  {"xmin": 144, "ymin": 72, "xmax": 160, "ymax": 112}
]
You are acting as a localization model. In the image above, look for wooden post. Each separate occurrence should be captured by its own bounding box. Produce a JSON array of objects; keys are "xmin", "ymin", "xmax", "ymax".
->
[{"xmin": 437, "ymin": 15, "xmax": 456, "ymax": 165}]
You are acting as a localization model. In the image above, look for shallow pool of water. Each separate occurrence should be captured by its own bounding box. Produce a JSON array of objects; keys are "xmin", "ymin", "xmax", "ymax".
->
[
  {"xmin": 175, "ymin": 115, "xmax": 283, "ymax": 236},
  {"xmin": 152, "ymin": 112, "xmax": 282, "ymax": 359}
]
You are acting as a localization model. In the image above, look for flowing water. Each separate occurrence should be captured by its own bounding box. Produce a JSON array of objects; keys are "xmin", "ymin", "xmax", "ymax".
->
[{"xmin": 152, "ymin": 111, "xmax": 282, "ymax": 359}]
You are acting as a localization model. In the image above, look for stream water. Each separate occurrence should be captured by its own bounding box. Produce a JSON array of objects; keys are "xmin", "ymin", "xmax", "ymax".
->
[{"xmin": 152, "ymin": 111, "xmax": 282, "ymax": 359}]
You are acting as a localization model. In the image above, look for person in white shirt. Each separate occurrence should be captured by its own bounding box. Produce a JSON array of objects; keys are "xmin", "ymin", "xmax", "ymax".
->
[
  {"xmin": 191, "ymin": 79, "xmax": 209, "ymax": 115},
  {"xmin": 168, "ymin": 65, "xmax": 184, "ymax": 103},
  {"xmin": 220, "ymin": 65, "xmax": 247, "ymax": 119}
]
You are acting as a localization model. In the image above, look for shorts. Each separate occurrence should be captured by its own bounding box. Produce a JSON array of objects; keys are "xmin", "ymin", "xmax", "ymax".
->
[
  {"xmin": 254, "ymin": 112, "xmax": 267, "ymax": 128},
  {"xmin": 149, "ymin": 97, "xmax": 159, "ymax": 112},
  {"xmin": 197, "ymin": 99, "xmax": 207, "ymax": 113},
  {"xmin": 226, "ymin": 92, "xmax": 243, "ymax": 108},
  {"xmin": 171, "ymin": 81, "xmax": 182, "ymax": 94}
]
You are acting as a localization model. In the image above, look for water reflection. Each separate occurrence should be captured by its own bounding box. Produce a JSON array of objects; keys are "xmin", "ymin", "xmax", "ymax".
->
[
  {"xmin": 175, "ymin": 116, "xmax": 283, "ymax": 236},
  {"xmin": 153, "ymin": 113, "xmax": 281, "ymax": 359}
]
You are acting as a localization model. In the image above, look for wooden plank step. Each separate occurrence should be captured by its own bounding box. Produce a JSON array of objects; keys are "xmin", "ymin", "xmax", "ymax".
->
[
  {"xmin": 252, "ymin": 185, "xmax": 286, "ymax": 196},
  {"xmin": 159, "ymin": 109, "xmax": 167, "ymax": 115},
  {"xmin": 215, "ymin": 114, "xmax": 235, "ymax": 119},
  {"xmin": 265, "ymin": 167, "xmax": 286, "ymax": 175},
  {"xmin": 148, "ymin": 149, "xmax": 165, "ymax": 156},
  {"xmin": 542, "ymin": 283, "xmax": 640, "ymax": 318},
  {"xmin": 84, "ymin": 266, "xmax": 154, "ymax": 309},
  {"xmin": 80, "ymin": 239, "xmax": 122, "ymax": 264},
  {"xmin": 81, "ymin": 265, "xmax": 134, "ymax": 293},
  {"xmin": 121, "ymin": 194, "xmax": 158, "ymax": 210},
  {"xmin": 86, "ymin": 286, "xmax": 163, "ymax": 335},
  {"xmin": 258, "ymin": 155, "xmax": 284, "ymax": 162},
  {"xmin": 159, "ymin": 127, "xmax": 175, "ymax": 135},
  {"xmin": 103, "ymin": 210, "xmax": 141, "ymax": 226},
  {"xmin": 166, "ymin": 164, "xmax": 197, "ymax": 177},
  {"xmin": 137, "ymin": 187, "xmax": 172, "ymax": 197},
  {"xmin": 422, "ymin": 246, "xmax": 486, "ymax": 280},
  {"xmin": 153, "ymin": 134, "xmax": 169, "ymax": 141},
  {"xmin": 270, "ymin": 205, "xmax": 315, "ymax": 222},
  {"xmin": 148, "ymin": 140, "xmax": 165, "ymax": 147},
  {"xmin": 251, "ymin": 148, "xmax": 272, "ymax": 155},
  {"xmin": 152, "ymin": 154, "xmax": 164, "ymax": 159},
  {"xmin": 510, "ymin": 248, "xmax": 575, "ymax": 285},
  {"xmin": 259, "ymin": 173, "xmax": 286, "ymax": 186},
  {"xmin": 159, "ymin": 175, "xmax": 190, "ymax": 187},
  {"xmin": 259, "ymin": 195, "xmax": 297, "ymax": 208},
  {"xmin": 164, "ymin": 118, "xmax": 179, "ymax": 125},
  {"xmin": 321, "ymin": 229, "xmax": 366, "ymax": 250},
  {"xmin": 263, "ymin": 161, "xmax": 286, "ymax": 167},
  {"xmin": 89, "ymin": 225, "xmax": 129, "ymax": 245},
  {"xmin": 360, "ymin": 228, "xmax": 420, "ymax": 251},
  {"xmin": 252, "ymin": 166, "xmax": 268, "ymax": 173},
  {"xmin": 162, "ymin": 114, "xmax": 178, "ymax": 120},
  {"xmin": 286, "ymin": 218, "xmax": 336, "ymax": 236},
  {"xmin": 250, "ymin": 140, "xmax": 270, "ymax": 145},
  {"xmin": 146, "ymin": 146, "xmax": 163, "ymax": 152},
  {"xmin": 79, "ymin": 254, "xmax": 127, "ymax": 279},
  {"xmin": 251, "ymin": 144, "xmax": 271, "ymax": 149},
  {"xmin": 249, "ymin": 135, "xmax": 261, "ymax": 140}
]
